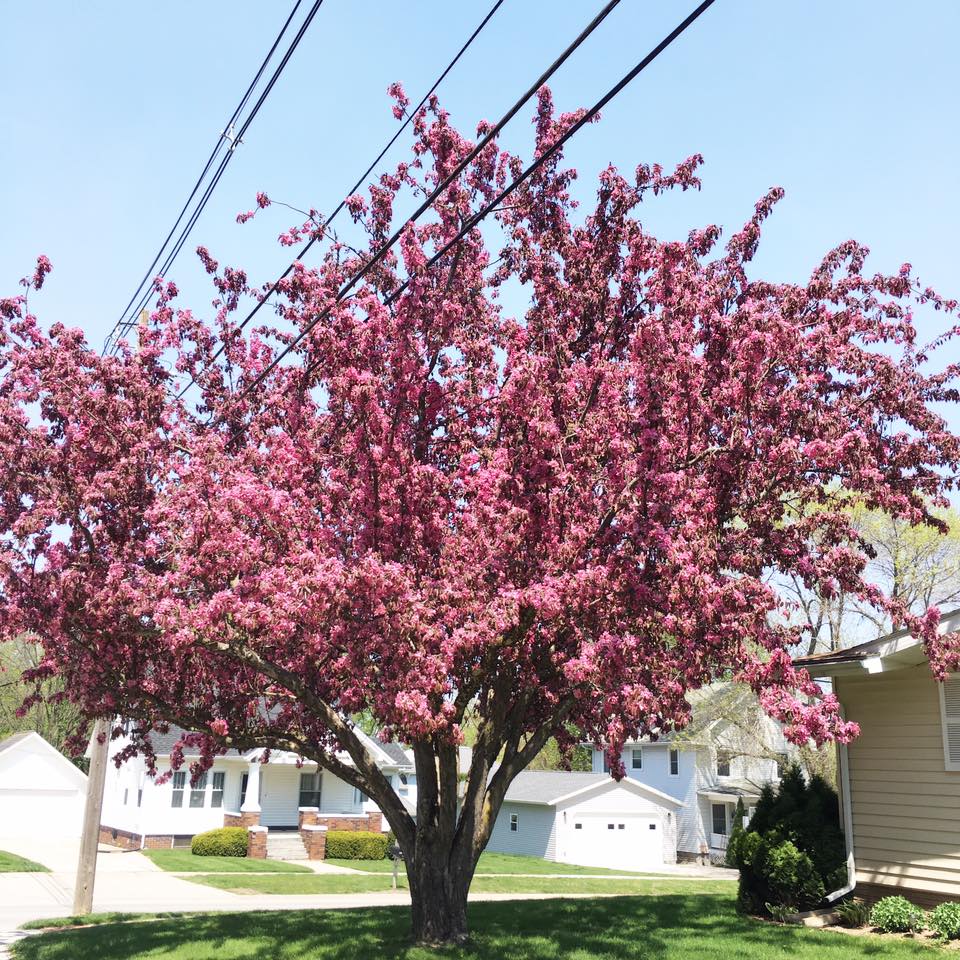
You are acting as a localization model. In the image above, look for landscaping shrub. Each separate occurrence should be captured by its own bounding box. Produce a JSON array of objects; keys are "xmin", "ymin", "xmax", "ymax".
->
[
  {"xmin": 928, "ymin": 902, "xmax": 960, "ymax": 940},
  {"xmin": 191, "ymin": 827, "xmax": 248, "ymax": 857},
  {"xmin": 325, "ymin": 830, "xmax": 389, "ymax": 860},
  {"xmin": 835, "ymin": 898, "xmax": 870, "ymax": 928},
  {"xmin": 727, "ymin": 765, "xmax": 845, "ymax": 914},
  {"xmin": 869, "ymin": 896, "xmax": 925, "ymax": 933}
]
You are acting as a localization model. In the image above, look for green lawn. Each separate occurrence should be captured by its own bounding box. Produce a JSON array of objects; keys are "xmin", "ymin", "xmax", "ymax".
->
[
  {"xmin": 12, "ymin": 895, "xmax": 937, "ymax": 960},
  {"xmin": 187, "ymin": 873, "xmax": 737, "ymax": 897},
  {"xmin": 142, "ymin": 849, "xmax": 310, "ymax": 873},
  {"xmin": 326, "ymin": 852, "xmax": 667, "ymax": 876},
  {"xmin": 0, "ymin": 850, "xmax": 49, "ymax": 873}
]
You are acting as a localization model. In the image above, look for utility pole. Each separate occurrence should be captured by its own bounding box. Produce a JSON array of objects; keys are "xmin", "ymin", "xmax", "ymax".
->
[
  {"xmin": 73, "ymin": 717, "xmax": 109, "ymax": 915},
  {"xmin": 73, "ymin": 309, "xmax": 149, "ymax": 915}
]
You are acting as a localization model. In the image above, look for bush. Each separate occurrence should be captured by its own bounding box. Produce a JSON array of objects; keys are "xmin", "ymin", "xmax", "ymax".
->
[
  {"xmin": 191, "ymin": 827, "xmax": 248, "ymax": 857},
  {"xmin": 731, "ymin": 765, "xmax": 846, "ymax": 915},
  {"xmin": 325, "ymin": 830, "xmax": 389, "ymax": 860},
  {"xmin": 928, "ymin": 902, "xmax": 960, "ymax": 940},
  {"xmin": 869, "ymin": 896, "xmax": 925, "ymax": 933},
  {"xmin": 835, "ymin": 898, "xmax": 870, "ymax": 928}
]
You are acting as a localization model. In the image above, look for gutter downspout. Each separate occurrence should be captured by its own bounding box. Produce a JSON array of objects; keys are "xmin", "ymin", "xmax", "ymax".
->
[{"xmin": 824, "ymin": 707, "xmax": 856, "ymax": 903}]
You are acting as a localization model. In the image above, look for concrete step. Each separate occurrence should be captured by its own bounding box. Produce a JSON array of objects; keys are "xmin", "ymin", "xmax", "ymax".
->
[{"xmin": 265, "ymin": 833, "xmax": 309, "ymax": 861}]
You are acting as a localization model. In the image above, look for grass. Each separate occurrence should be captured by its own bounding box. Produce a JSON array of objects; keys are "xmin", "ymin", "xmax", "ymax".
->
[
  {"xmin": 186, "ymin": 873, "xmax": 737, "ymax": 897},
  {"xmin": 327, "ymin": 852, "xmax": 666, "ymax": 876},
  {"xmin": 21, "ymin": 914, "xmax": 190, "ymax": 931},
  {"xmin": 0, "ymin": 850, "xmax": 49, "ymax": 873},
  {"xmin": 142, "ymin": 849, "xmax": 311, "ymax": 873},
  {"xmin": 11, "ymin": 895, "xmax": 939, "ymax": 959}
]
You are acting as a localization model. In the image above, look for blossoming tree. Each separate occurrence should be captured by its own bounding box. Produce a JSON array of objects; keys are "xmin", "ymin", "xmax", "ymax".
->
[{"xmin": 1, "ymin": 91, "xmax": 958, "ymax": 942}]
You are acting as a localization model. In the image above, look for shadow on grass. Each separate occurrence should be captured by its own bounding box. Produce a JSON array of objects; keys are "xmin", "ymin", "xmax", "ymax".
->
[{"xmin": 12, "ymin": 895, "xmax": 935, "ymax": 960}]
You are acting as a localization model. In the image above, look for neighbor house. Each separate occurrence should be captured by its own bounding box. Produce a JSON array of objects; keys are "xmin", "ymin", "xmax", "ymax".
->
[
  {"xmin": 795, "ymin": 608, "xmax": 960, "ymax": 907},
  {"xmin": 485, "ymin": 769, "xmax": 684, "ymax": 871},
  {"xmin": 99, "ymin": 724, "xmax": 415, "ymax": 860},
  {"xmin": 590, "ymin": 687, "xmax": 789, "ymax": 863},
  {"xmin": 0, "ymin": 731, "xmax": 88, "ymax": 838}
]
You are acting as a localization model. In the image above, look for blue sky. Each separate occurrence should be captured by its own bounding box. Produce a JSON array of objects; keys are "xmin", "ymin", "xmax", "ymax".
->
[{"xmin": 2, "ymin": 0, "xmax": 958, "ymax": 431}]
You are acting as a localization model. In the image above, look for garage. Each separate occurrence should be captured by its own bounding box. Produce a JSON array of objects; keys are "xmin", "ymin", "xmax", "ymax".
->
[
  {"xmin": 486, "ymin": 770, "xmax": 684, "ymax": 871},
  {"xmin": 0, "ymin": 732, "xmax": 87, "ymax": 839},
  {"xmin": 565, "ymin": 812, "xmax": 663, "ymax": 872}
]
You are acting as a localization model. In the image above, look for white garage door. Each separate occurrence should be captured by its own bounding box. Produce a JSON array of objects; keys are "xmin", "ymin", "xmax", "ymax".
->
[
  {"xmin": 0, "ymin": 789, "xmax": 84, "ymax": 838},
  {"xmin": 564, "ymin": 813, "xmax": 662, "ymax": 871}
]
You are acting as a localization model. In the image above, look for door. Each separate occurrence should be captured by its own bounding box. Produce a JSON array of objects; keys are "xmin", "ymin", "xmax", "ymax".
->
[
  {"xmin": 258, "ymin": 765, "xmax": 300, "ymax": 827},
  {"xmin": 564, "ymin": 813, "xmax": 663, "ymax": 871}
]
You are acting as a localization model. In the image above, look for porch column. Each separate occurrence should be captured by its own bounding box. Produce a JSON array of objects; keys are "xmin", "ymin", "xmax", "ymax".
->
[{"xmin": 241, "ymin": 761, "xmax": 261, "ymax": 813}]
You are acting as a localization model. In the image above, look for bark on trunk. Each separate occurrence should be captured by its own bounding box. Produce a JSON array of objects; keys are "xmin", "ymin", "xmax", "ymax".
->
[{"xmin": 408, "ymin": 855, "xmax": 472, "ymax": 945}]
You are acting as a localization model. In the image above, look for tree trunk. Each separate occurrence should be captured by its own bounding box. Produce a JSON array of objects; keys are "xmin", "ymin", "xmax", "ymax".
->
[{"xmin": 407, "ymin": 850, "xmax": 472, "ymax": 945}]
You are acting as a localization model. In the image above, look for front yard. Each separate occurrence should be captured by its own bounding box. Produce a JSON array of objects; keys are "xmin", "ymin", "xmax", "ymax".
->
[
  {"xmin": 324, "ymin": 852, "xmax": 660, "ymax": 876},
  {"xmin": 0, "ymin": 850, "xmax": 48, "ymax": 873},
  {"xmin": 13, "ymin": 895, "xmax": 940, "ymax": 960},
  {"xmin": 142, "ymin": 849, "xmax": 311, "ymax": 873}
]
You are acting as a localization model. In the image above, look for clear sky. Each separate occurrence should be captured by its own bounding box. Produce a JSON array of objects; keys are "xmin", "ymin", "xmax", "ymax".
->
[{"xmin": 1, "ymin": 1, "xmax": 958, "ymax": 430}]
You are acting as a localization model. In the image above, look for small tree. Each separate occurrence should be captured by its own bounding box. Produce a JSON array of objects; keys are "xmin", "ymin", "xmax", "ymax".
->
[{"xmin": 1, "ymin": 90, "xmax": 958, "ymax": 944}]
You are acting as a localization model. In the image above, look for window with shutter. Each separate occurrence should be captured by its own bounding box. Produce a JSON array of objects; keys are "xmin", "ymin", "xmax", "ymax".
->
[{"xmin": 939, "ymin": 676, "xmax": 960, "ymax": 771}]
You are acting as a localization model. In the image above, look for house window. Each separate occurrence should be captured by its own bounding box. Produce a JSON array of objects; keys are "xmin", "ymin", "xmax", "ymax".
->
[
  {"xmin": 617, "ymin": 823, "xmax": 625, "ymax": 830},
  {"xmin": 211, "ymin": 772, "xmax": 225, "ymax": 808},
  {"xmin": 574, "ymin": 823, "xmax": 583, "ymax": 830},
  {"xmin": 189, "ymin": 772, "xmax": 208, "ymax": 808},
  {"xmin": 669, "ymin": 748, "xmax": 680, "ymax": 776},
  {"xmin": 137, "ymin": 788, "xmax": 143, "ymax": 807},
  {"xmin": 299, "ymin": 772, "xmax": 322, "ymax": 808},
  {"xmin": 354, "ymin": 787, "xmax": 368, "ymax": 807},
  {"xmin": 123, "ymin": 788, "xmax": 129, "ymax": 806},
  {"xmin": 602, "ymin": 753, "xmax": 611, "ymax": 773},
  {"xmin": 939, "ymin": 676, "xmax": 960, "ymax": 771},
  {"xmin": 631, "ymin": 748, "xmax": 643, "ymax": 770},
  {"xmin": 171, "ymin": 771, "xmax": 186, "ymax": 808},
  {"xmin": 712, "ymin": 803, "xmax": 728, "ymax": 836},
  {"xmin": 716, "ymin": 750, "xmax": 732, "ymax": 778},
  {"xmin": 398, "ymin": 772, "xmax": 409, "ymax": 797},
  {"xmin": 775, "ymin": 753, "xmax": 789, "ymax": 778},
  {"xmin": 510, "ymin": 813, "xmax": 519, "ymax": 832}
]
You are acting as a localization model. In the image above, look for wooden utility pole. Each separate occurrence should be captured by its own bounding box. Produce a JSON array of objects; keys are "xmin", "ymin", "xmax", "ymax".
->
[
  {"xmin": 73, "ymin": 310, "xmax": 149, "ymax": 915},
  {"xmin": 73, "ymin": 717, "xmax": 110, "ymax": 914}
]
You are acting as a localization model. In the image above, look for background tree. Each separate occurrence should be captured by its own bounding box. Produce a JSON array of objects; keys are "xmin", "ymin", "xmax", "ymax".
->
[{"xmin": 1, "ymin": 90, "xmax": 958, "ymax": 944}]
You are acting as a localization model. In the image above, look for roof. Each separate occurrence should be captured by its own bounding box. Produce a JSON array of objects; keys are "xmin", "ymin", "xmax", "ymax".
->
[
  {"xmin": 698, "ymin": 779, "xmax": 763, "ymax": 802},
  {"xmin": 144, "ymin": 726, "xmax": 247, "ymax": 758},
  {"xmin": 0, "ymin": 731, "xmax": 33, "ymax": 756},
  {"xmin": 502, "ymin": 770, "xmax": 684, "ymax": 809},
  {"xmin": 794, "ymin": 608, "xmax": 960, "ymax": 678},
  {"xmin": 0, "ymin": 731, "xmax": 88, "ymax": 788},
  {"xmin": 377, "ymin": 741, "xmax": 413, "ymax": 768}
]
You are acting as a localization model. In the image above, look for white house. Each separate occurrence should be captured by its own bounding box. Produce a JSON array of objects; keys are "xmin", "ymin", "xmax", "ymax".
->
[
  {"xmin": 0, "ymin": 731, "xmax": 88, "ymax": 838},
  {"xmin": 485, "ymin": 770, "xmax": 684, "ymax": 871},
  {"xmin": 589, "ymin": 689, "xmax": 788, "ymax": 863},
  {"xmin": 99, "ymin": 725, "xmax": 416, "ymax": 857}
]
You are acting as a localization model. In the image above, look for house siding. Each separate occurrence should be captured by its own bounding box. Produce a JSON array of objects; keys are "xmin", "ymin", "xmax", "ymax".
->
[
  {"xmin": 838, "ymin": 664, "xmax": 960, "ymax": 899},
  {"xmin": 486, "ymin": 802, "xmax": 557, "ymax": 860}
]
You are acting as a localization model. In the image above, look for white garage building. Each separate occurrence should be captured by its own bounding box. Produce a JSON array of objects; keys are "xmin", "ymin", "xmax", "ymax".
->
[
  {"xmin": 486, "ymin": 771, "xmax": 683, "ymax": 871},
  {"xmin": 0, "ymin": 732, "xmax": 88, "ymax": 839}
]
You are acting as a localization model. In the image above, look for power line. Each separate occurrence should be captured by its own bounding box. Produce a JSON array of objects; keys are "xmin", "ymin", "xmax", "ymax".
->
[
  {"xmin": 104, "ymin": 0, "xmax": 323, "ymax": 355},
  {"xmin": 192, "ymin": 0, "xmax": 624, "ymax": 409},
  {"xmin": 176, "ymin": 0, "xmax": 509, "ymax": 399},
  {"xmin": 224, "ymin": 0, "xmax": 717, "ymax": 438}
]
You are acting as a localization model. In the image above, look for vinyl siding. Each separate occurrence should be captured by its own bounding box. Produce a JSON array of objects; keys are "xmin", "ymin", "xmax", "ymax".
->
[
  {"xmin": 838, "ymin": 665, "xmax": 960, "ymax": 897},
  {"xmin": 486, "ymin": 802, "xmax": 557, "ymax": 859}
]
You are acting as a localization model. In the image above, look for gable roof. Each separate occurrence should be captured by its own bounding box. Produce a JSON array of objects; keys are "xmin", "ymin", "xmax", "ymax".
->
[
  {"xmin": 794, "ymin": 608, "xmax": 960, "ymax": 678},
  {"xmin": 377, "ymin": 741, "xmax": 413, "ymax": 768},
  {"xmin": 503, "ymin": 770, "xmax": 684, "ymax": 808},
  {"xmin": 0, "ymin": 731, "xmax": 88, "ymax": 789}
]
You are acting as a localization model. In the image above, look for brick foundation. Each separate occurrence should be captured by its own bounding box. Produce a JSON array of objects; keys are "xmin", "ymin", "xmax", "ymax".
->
[
  {"xmin": 301, "ymin": 825, "xmax": 327, "ymax": 859},
  {"xmin": 855, "ymin": 882, "xmax": 953, "ymax": 910},
  {"xmin": 224, "ymin": 810, "xmax": 261, "ymax": 828},
  {"xmin": 99, "ymin": 826, "xmax": 176, "ymax": 850},
  {"xmin": 247, "ymin": 826, "xmax": 268, "ymax": 858}
]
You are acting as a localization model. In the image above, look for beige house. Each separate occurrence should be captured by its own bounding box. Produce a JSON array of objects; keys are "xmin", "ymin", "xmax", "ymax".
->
[{"xmin": 795, "ymin": 608, "xmax": 960, "ymax": 907}]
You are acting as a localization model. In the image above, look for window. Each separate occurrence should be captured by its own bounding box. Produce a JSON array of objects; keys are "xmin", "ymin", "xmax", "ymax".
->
[
  {"xmin": 510, "ymin": 813, "xmax": 519, "ymax": 832},
  {"xmin": 574, "ymin": 822, "xmax": 583, "ymax": 830},
  {"xmin": 631, "ymin": 748, "xmax": 643, "ymax": 770},
  {"xmin": 712, "ymin": 803, "xmax": 728, "ymax": 836},
  {"xmin": 189, "ymin": 772, "xmax": 208, "ymax": 808},
  {"xmin": 607, "ymin": 823, "xmax": 614, "ymax": 830},
  {"xmin": 669, "ymin": 748, "xmax": 680, "ymax": 776},
  {"xmin": 602, "ymin": 753, "xmax": 611, "ymax": 773},
  {"xmin": 716, "ymin": 750, "xmax": 732, "ymax": 778},
  {"xmin": 939, "ymin": 676, "xmax": 960, "ymax": 771},
  {"xmin": 354, "ymin": 787, "xmax": 368, "ymax": 806},
  {"xmin": 299, "ymin": 772, "xmax": 322, "ymax": 808},
  {"xmin": 137, "ymin": 788, "xmax": 143, "ymax": 808},
  {"xmin": 123, "ymin": 788, "xmax": 129, "ymax": 806},
  {"xmin": 775, "ymin": 752, "xmax": 789, "ymax": 778},
  {"xmin": 617, "ymin": 823, "xmax": 625, "ymax": 830},
  {"xmin": 211, "ymin": 772, "xmax": 225, "ymax": 808},
  {"xmin": 398, "ymin": 772, "xmax": 409, "ymax": 797},
  {"xmin": 171, "ymin": 771, "xmax": 186, "ymax": 808}
]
